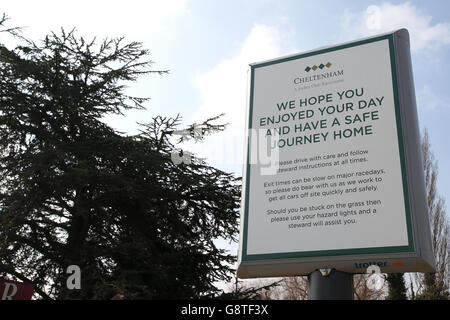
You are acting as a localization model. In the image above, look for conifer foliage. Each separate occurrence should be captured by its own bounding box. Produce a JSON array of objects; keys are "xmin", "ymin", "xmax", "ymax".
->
[{"xmin": 0, "ymin": 15, "xmax": 241, "ymax": 299}]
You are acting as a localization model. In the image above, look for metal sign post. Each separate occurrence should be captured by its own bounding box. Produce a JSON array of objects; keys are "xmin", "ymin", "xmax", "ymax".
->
[{"xmin": 308, "ymin": 269, "xmax": 353, "ymax": 300}]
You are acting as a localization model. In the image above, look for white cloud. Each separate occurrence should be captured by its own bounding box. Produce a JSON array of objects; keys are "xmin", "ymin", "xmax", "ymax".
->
[
  {"xmin": 417, "ymin": 85, "xmax": 450, "ymax": 111},
  {"xmin": 342, "ymin": 2, "xmax": 450, "ymax": 51},
  {"xmin": 188, "ymin": 25, "xmax": 296, "ymax": 169},
  {"xmin": 193, "ymin": 24, "xmax": 285, "ymax": 126},
  {"xmin": 2, "ymin": 0, "xmax": 187, "ymax": 41}
]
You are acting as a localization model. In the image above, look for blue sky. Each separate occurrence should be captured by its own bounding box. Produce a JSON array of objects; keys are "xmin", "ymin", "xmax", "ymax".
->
[{"xmin": 2, "ymin": 0, "xmax": 450, "ymax": 265}]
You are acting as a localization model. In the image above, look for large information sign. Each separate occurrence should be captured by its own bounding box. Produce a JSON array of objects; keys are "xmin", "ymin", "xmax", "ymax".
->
[{"xmin": 237, "ymin": 30, "xmax": 435, "ymax": 278}]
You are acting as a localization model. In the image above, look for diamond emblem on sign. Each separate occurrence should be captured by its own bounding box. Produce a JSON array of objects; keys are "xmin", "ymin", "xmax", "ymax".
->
[{"xmin": 304, "ymin": 62, "xmax": 333, "ymax": 73}]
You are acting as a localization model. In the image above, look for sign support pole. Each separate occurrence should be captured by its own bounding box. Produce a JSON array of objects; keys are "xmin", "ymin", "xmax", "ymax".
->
[{"xmin": 307, "ymin": 269, "xmax": 354, "ymax": 300}]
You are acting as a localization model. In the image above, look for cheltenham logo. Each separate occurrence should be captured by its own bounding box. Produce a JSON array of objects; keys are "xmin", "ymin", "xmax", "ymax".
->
[
  {"xmin": 294, "ymin": 62, "xmax": 342, "ymax": 85},
  {"xmin": 305, "ymin": 62, "xmax": 332, "ymax": 72}
]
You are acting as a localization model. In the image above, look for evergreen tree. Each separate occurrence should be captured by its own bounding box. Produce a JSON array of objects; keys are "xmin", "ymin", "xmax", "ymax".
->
[
  {"xmin": 0, "ymin": 16, "xmax": 241, "ymax": 299},
  {"xmin": 386, "ymin": 273, "xmax": 407, "ymax": 300}
]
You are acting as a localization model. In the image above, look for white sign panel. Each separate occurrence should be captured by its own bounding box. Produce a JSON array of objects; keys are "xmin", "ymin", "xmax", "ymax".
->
[{"xmin": 237, "ymin": 30, "xmax": 435, "ymax": 277}]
